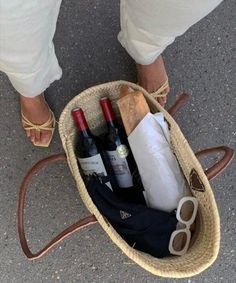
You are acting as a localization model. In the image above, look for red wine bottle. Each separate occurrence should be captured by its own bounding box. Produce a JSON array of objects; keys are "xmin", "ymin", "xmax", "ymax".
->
[
  {"xmin": 71, "ymin": 107, "xmax": 117, "ymax": 190},
  {"xmin": 100, "ymin": 97, "xmax": 145, "ymax": 204}
]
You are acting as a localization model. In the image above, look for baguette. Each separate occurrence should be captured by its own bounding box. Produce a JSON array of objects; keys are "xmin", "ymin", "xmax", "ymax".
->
[{"xmin": 117, "ymin": 86, "xmax": 150, "ymax": 136}]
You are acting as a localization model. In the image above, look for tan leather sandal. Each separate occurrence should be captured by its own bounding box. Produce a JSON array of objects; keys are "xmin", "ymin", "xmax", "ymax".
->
[
  {"xmin": 21, "ymin": 107, "xmax": 56, "ymax": 147},
  {"xmin": 149, "ymin": 79, "xmax": 169, "ymax": 99}
]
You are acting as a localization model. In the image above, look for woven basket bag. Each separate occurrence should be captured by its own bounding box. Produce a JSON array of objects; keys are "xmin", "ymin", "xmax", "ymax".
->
[{"xmin": 17, "ymin": 81, "xmax": 234, "ymax": 278}]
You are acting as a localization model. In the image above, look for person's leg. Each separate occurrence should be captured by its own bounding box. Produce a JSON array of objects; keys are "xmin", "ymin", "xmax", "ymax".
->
[
  {"xmin": 118, "ymin": 0, "xmax": 223, "ymax": 106},
  {"xmin": 0, "ymin": 0, "xmax": 62, "ymax": 145}
]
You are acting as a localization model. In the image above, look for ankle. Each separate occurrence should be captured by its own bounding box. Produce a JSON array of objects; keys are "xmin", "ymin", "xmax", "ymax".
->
[
  {"xmin": 20, "ymin": 93, "xmax": 51, "ymax": 122},
  {"xmin": 137, "ymin": 55, "xmax": 164, "ymax": 72},
  {"xmin": 20, "ymin": 94, "xmax": 46, "ymax": 108},
  {"xmin": 20, "ymin": 92, "xmax": 44, "ymax": 102}
]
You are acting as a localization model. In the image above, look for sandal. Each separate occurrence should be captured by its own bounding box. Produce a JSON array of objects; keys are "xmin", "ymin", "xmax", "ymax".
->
[
  {"xmin": 148, "ymin": 79, "xmax": 169, "ymax": 99},
  {"xmin": 21, "ymin": 106, "xmax": 56, "ymax": 147}
]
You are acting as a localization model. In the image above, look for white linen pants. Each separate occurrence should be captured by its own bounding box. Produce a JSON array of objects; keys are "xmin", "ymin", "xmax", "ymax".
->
[
  {"xmin": 0, "ymin": 0, "xmax": 222, "ymax": 97},
  {"xmin": 0, "ymin": 0, "xmax": 62, "ymax": 97},
  {"xmin": 118, "ymin": 0, "xmax": 223, "ymax": 65}
]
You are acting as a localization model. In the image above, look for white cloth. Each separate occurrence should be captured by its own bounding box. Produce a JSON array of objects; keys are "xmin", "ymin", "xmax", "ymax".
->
[
  {"xmin": 118, "ymin": 0, "xmax": 223, "ymax": 65},
  {"xmin": 0, "ymin": 0, "xmax": 62, "ymax": 97},
  {"xmin": 128, "ymin": 113, "xmax": 190, "ymax": 212}
]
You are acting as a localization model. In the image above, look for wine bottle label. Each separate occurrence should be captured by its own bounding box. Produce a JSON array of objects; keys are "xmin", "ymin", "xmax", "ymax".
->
[
  {"xmin": 116, "ymin": 144, "xmax": 129, "ymax": 158},
  {"xmin": 107, "ymin": 150, "xmax": 133, "ymax": 188},
  {"xmin": 78, "ymin": 154, "xmax": 112, "ymax": 189}
]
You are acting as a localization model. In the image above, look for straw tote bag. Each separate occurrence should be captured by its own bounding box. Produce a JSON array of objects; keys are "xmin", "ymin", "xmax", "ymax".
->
[{"xmin": 17, "ymin": 81, "xmax": 234, "ymax": 278}]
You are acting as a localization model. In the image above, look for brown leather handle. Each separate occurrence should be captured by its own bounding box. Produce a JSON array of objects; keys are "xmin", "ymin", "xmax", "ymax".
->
[
  {"xmin": 167, "ymin": 93, "xmax": 189, "ymax": 116},
  {"xmin": 18, "ymin": 146, "xmax": 234, "ymax": 260},
  {"xmin": 17, "ymin": 153, "xmax": 97, "ymax": 260},
  {"xmin": 195, "ymin": 146, "xmax": 234, "ymax": 181}
]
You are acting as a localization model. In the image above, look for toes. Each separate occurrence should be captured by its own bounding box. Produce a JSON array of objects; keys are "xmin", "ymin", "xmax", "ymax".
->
[
  {"xmin": 40, "ymin": 130, "xmax": 52, "ymax": 145},
  {"xmin": 157, "ymin": 96, "xmax": 167, "ymax": 107},
  {"xmin": 29, "ymin": 129, "xmax": 41, "ymax": 145},
  {"xmin": 156, "ymin": 87, "xmax": 170, "ymax": 107},
  {"xmin": 29, "ymin": 129, "xmax": 36, "ymax": 144},
  {"xmin": 28, "ymin": 129, "xmax": 52, "ymax": 146},
  {"xmin": 34, "ymin": 130, "xmax": 41, "ymax": 144},
  {"xmin": 157, "ymin": 97, "xmax": 167, "ymax": 107},
  {"xmin": 25, "ymin": 130, "xmax": 31, "ymax": 138}
]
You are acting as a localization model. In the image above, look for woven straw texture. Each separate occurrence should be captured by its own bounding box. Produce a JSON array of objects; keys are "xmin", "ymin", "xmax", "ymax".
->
[{"xmin": 58, "ymin": 81, "xmax": 220, "ymax": 278}]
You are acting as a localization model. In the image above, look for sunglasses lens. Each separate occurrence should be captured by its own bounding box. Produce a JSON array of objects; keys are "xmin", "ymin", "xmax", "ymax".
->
[
  {"xmin": 180, "ymin": 200, "xmax": 195, "ymax": 222},
  {"xmin": 172, "ymin": 231, "xmax": 188, "ymax": 252}
]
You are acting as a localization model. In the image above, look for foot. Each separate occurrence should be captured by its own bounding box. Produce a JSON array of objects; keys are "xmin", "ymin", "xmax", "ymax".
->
[
  {"xmin": 20, "ymin": 94, "xmax": 54, "ymax": 146},
  {"xmin": 136, "ymin": 55, "xmax": 170, "ymax": 107}
]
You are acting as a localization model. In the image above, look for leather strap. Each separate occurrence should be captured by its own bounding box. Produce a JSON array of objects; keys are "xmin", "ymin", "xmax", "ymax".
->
[
  {"xmin": 17, "ymin": 154, "xmax": 97, "ymax": 260},
  {"xmin": 195, "ymin": 146, "xmax": 234, "ymax": 181},
  {"xmin": 17, "ymin": 147, "xmax": 234, "ymax": 260},
  {"xmin": 167, "ymin": 93, "xmax": 189, "ymax": 116},
  {"xmin": 150, "ymin": 79, "xmax": 169, "ymax": 98}
]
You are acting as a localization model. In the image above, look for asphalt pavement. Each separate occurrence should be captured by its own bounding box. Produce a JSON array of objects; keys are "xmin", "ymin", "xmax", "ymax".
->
[{"xmin": 0, "ymin": 0, "xmax": 235, "ymax": 282}]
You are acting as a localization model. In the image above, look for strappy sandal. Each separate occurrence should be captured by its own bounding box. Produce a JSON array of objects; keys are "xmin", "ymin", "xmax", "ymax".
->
[
  {"xmin": 148, "ymin": 79, "xmax": 169, "ymax": 99},
  {"xmin": 21, "ymin": 107, "xmax": 56, "ymax": 147}
]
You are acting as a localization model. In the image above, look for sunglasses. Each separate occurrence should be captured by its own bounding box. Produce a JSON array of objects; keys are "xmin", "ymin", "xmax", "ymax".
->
[{"xmin": 169, "ymin": 196, "xmax": 198, "ymax": 256}]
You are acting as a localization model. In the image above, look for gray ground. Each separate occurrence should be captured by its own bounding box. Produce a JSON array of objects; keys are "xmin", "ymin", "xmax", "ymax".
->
[{"xmin": 0, "ymin": 0, "xmax": 235, "ymax": 282}]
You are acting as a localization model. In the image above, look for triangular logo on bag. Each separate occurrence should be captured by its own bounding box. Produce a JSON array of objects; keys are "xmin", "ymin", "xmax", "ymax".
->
[
  {"xmin": 120, "ymin": 210, "xmax": 132, "ymax": 220},
  {"xmin": 190, "ymin": 168, "xmax": 205, "ymax": 192}
]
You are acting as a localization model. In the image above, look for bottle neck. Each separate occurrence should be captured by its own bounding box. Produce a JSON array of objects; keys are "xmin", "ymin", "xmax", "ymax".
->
[
  {"xmin": 72, "ymin": 108, "xmax": 92, "ymax": 137},
  {"xmin": 106, "ymin": 118, "xmax": 118, "ymax": 130},
  {"xmin": 79, "ymin": 128, "xmax": 92, "ymax": 138},
  {"xmin": 100, "ymin": 98, "xmax": 117, "ymax": 129}
]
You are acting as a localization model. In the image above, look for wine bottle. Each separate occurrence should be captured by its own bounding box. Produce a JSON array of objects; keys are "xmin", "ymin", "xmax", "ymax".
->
[
  {"xmin": 71, "ymin": 107, "xmax": 117, "ymax": 190},
  {"xmin": 100, "ymin": 97, "xmax": 145, "ymax": 204}
]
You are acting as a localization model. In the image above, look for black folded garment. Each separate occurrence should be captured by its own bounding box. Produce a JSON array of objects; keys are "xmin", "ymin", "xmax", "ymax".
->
[{"xmin": 86, "ymin": 175, "xmax": 178, "ymax": 258}]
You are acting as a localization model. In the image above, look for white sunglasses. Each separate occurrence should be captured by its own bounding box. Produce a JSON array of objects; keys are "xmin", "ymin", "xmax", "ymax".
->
[{"xmin": 169, "ymin": 196, "xmax": 198, "ymax": 256}]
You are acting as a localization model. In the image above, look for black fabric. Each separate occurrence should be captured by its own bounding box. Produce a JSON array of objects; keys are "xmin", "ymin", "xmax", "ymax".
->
[{"xmin": 86, "ymin": 176, "xmax": 178, "ymax": 258}]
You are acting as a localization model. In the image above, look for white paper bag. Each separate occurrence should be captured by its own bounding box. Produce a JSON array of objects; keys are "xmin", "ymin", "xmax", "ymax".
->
[{"xmin": 128, "ymin": 112, "xmax": 190, "ymax": 212}]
